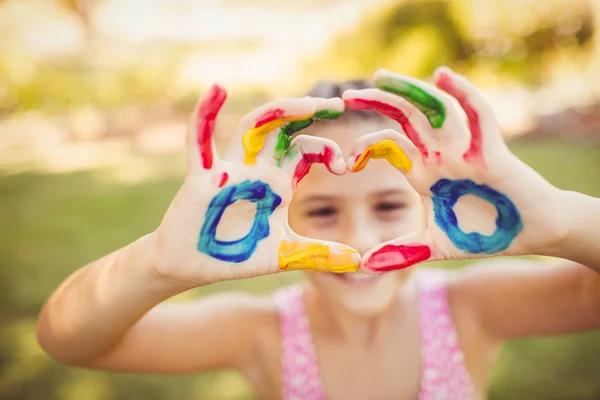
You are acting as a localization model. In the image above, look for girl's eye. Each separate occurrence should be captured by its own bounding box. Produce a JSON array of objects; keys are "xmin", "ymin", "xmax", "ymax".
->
[
  {"xmin": 375, "ymin": 202, "xmax": 405, "ymax": 212},
  {"xmin": 306, "ymin": 207, "xmax": 338, "ymax": 218}
]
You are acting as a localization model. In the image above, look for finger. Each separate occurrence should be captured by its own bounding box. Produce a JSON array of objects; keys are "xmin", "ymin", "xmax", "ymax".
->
[
  {"xmin": 281, "ymin": 135, "xmax": 346, "ymax": 191},
  {"xmin": 347, "ymin": 129, "xmax": 419, "ymax": 174},
  {"xmin": 189, "ymin": 84, "xmax": 227, "ymax": 172},
  {"xmin": 273, "ymin": 98, "xmax": 344, "ymax": 167},
  {"xmin": 342, "ymin": 88, "xmax": 434, "ymax": 159},
  {"xmin": 226, "ymin": 98, "xmax": 317, "ymax": 166},
  {"xmin": 433, "ymin": 66, "xmax": 505, "ymax": 166},
  {"xmin": 374, "ymin": 69, "xmax": 472, "ymax": 160},
  {"xmin": 278, "ymin": 233, "xmax": 360, "ymax": 273},
  {"xmin": 374, "ymin": 69, "xmax": 455, "ymax": 129},
  {"xmin": 361, "ymin": 231, "xmax": 437, "ymax": 273}
]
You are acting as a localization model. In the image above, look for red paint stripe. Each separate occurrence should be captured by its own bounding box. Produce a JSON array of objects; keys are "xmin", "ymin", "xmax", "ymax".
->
[
  {"xmin": 434, "ymin": 150, "xmax": 442, "ymax": 165},
  {"xmin": 435, "ymin": 73, "xmax": 485, "ymax": 166},
  {"xmin": 344, "ymin": 98, "xmax": 429, "ymax": 158},
  {"xmin": 255, "ymin": 108, "xmax": 286, "ymax": 128},
  {"xmin": 364, "ymin": 243, "xmax": 431, "ymax": 272},
  {"xmin": 217, "ymin": 172, "xmax": 229, "ymax": 188},
  {"xmin": 197, "ymin": 85, "xmax": 227, "ymax": 169},
  {"xmin": 291, "ymin": 146, "xmax": 335, "ymax": 190}
]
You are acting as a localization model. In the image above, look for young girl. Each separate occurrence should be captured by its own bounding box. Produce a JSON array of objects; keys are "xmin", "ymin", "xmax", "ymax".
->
[{"xmin": 37, "ymin": 67, "xmax": 600, "ymax": 400}]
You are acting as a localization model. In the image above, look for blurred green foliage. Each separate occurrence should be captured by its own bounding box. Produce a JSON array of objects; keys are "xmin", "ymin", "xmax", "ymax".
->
[
  {"xmin": 0, "ymin": 54, "xmax": 178, "ymax": 116},
  {"xmin": 307, "ymin": 0, "xmax": 595, "ymax": 85},
  {"xmin": 2, "ymin": 0, "xmax": 597, "ymax": 116},
  {"xmin": 1, "ymin": 140, "xmax": 599, "ymax": 399}
]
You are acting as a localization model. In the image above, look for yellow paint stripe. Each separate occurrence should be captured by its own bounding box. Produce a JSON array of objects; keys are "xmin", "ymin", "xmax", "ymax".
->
[
  {"xmin": 278, "ymin": 241, "xmax": 359, "ymax": 273},
  {"xmin": 351, "ymin": 139, "xmax": 412, "ymax": 173},
  {"xmin": 242, "ymin": 114, "xmax": 313, "ymax": 165}
]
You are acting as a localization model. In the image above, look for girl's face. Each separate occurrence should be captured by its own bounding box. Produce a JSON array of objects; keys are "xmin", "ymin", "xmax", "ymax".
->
[{"xmin": 288, "ymin": 121, "xmax": 423, "ymax": 316}]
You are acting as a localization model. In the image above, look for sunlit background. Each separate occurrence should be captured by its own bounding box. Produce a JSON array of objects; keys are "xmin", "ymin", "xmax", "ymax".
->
[{"xmin": 1, "ymin": 0, "xmax": 600, "ymax": 399}]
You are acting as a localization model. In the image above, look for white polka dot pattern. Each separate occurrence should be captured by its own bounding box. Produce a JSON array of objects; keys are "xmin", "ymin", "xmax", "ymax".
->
[
  {"xmin": 274, "ymin": 285, "xmax": 327, "ymax": 400},
  {"xmin": 418, "ymin": 269, "xmax": 476, "ymax": 400}
]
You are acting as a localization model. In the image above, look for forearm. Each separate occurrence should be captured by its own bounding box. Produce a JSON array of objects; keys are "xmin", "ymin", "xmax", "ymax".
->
[
  {"xmin": 542, "ymin": 190, "xmax": 600, "ymax": 272},
  {"xmin": 37, "ymin": 233, "xmax": 192, "ymax": 365}
]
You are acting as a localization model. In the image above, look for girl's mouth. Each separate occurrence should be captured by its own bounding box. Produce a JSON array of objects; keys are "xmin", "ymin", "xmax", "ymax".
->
[{"xmin": 330, "ymin": 272, "xmax": 383, "ymax": 285}]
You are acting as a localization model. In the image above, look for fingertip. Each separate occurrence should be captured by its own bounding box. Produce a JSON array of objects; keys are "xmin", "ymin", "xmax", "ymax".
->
[
  {"xmin": 363, "ymin": 242, "xmax": 432, "ymax": 272},
  {"xmin": 323, "ymin": 140, "xmax": 347, "ymax": 175},
  {"xmin": 433, "ymin": 67, "xmax": 456, "ymax": 89},
  {"xmin": 329, "ymin": 157, "xmax": 347, "ymax": 175},
  {"xmin": 374, "ymin": 68, "xmax": 391, "ymax": 80},
  {"xmin": 326, "ymin": 96, "xmax": 345, "ymax": 111},
  {"xmin": 197, "ymin": 84, "xmax": 227, "ymax": 116},
  {"xmin": 346, "ymin": 154, "xmax": 357, "ymax": 172},
  {"xmin": 341, "ymin": 88, "xmax": 361, "ymax": 101},
  {"xmin": 314, "ymin": 97, "xmax": 345, "ymax": 116},
  {"xmin": 433, "ymin": 66, "xmax": 453, "ymax": 79},
  {"xmin": 210, "ymin": 82, "xmax": 226, "ymax": 91}
]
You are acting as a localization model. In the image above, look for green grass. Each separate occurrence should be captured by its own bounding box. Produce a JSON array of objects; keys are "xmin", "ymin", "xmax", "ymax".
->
[{"xmin": 1, "ymin": 139, "xmax": 599, "ymax": 400}]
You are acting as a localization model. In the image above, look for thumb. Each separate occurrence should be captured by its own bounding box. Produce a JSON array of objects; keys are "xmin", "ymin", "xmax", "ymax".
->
[
  {"xmin": 361, "ymin": 231, "xmax": 437, "ymax": 273},
  {"xmin": 278, "ymin": 229, "xmax": 360, "ymax": 273}
]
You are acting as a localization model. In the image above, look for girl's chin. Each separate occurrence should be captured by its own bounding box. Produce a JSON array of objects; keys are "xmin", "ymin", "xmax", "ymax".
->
[
  {"xmin": 328, "ymin": 271, "xmax": 386, "ymax": 286},
  {"xmin": 328, "ymin": 272, "xmax": 399, "ymax": 314}
]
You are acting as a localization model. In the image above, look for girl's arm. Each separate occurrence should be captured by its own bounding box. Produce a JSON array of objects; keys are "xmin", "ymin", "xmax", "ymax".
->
[
  {"xmin": 451, "ymin": 191, "xmax": 600, "ymax": 342},
  {"xmin": 37, "ymin": 234, "xmax": 272, "ymax": 372},
  {"xmin": 543, "ymin": 190, "xmax": 600, "ymax": 272},
  {"xmin": 450, "ymin": 190, "xmax": 600, "ymax": 341},
  {"xmin": 37, "ymin": 89, "xmax": 359, "ymax": 372},
  {"xmin": 450, "ymin": 258, "xmax": 600, "ymax": 341}
]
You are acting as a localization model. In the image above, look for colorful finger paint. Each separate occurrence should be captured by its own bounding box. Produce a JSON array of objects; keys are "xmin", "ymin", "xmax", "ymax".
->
[
  {"xmin": 375, "ymin": 76, "xmax": 446, "ymax": 129},
  {"xmin": 344, "ymin": 98, "xmax": 429, "ymax": 158},
  {"xmin": 211, "ymin": 172, "xmax": 229, "ymax": 188},
  {"xmin": 278, "ymin": 241, "xmax": 359, "ymax": 273},
  {"xmin": 196, "ymin": 85, "xmax": 227, "ymax": 170},
  {"xmin": 364, "ymin": 243, "xmax": 431, "ymax": 272},
  {"xmin": 217, "ymin": 172, "xmax": 229, "ymax": 187},
  {"xmin": 435, "ymin": 72, "xmax": 485, "ymax": 166},
  {"xmin": 351, "ymin": 139, "xmax": 412, "ymax": 173},
  {"xmin": 291, "ymin": 146, "xmax": 336, "ymax": 190},
  {"xmin": 197, "ymin": 180, "xmax": 282, "ymax": 262},
  {"xmin": 430, "ymin": 179, "xmax": 522, "ymax": 254},
  {"xmin": 274, "ymin": 109, "xmax": 343, "ymax": 166},
  {"xmin": 274, "ymin": 131, "xmax": 293, "ymax": 167},
  {"xmin": 242, "ymin": 109, "xmax": 313, "ymax": 166}
]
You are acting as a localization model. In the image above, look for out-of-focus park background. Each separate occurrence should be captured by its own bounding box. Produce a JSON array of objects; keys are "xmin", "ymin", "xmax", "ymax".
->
[{"xmin": 1, "ymin": 0, "xmax": 600, "ymax": 399}]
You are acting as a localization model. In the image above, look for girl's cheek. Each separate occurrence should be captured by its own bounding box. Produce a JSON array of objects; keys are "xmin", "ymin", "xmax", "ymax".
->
[{"xmin": 307, "ymin": 223, "xmax": 342, "ymax": 242}]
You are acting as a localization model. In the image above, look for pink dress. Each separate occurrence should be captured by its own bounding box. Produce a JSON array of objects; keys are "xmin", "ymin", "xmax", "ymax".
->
[{"xmin": 273, "ymin": 269, "xmax": 476, "ymax": 400}]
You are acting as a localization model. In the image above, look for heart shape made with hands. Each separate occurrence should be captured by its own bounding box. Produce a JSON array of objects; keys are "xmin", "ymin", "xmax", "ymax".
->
[
  {"xmin": 155, "ymin": 88, "xmax": 361, "ymax": 286},
  {"xmin": 163, "ymin": 66, "xmax": 540, "ymax": 285}
]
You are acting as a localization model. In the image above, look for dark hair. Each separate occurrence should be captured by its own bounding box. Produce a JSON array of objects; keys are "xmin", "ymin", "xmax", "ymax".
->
[{"xmin": 304, "ymin": 79, "xmax": 388, "ymax": 122}]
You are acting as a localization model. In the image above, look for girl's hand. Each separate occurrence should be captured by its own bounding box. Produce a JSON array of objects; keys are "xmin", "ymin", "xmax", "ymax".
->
[
  {"xmin": 343, "ymin": 67, "xmax": 563, "ymax": 272},
  {"xmin": 151, "ymin": 86, "xmax": 360, "ymax": 286}
]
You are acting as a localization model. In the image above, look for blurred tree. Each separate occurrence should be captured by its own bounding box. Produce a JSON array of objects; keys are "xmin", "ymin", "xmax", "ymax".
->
[{"xmin": 309, "ymin": 0, "xmax": 594, "ymax": 85}]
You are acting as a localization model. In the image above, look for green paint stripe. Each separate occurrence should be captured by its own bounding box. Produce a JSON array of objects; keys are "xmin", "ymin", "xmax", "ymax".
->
[
  {"xmin": 375, "ymin": 76, "xmax": 446, "ymax": 129},
  {"xmin": 274, "ymin": 131, "xmax": 292, "ymax": 167},
  {"xmin": 313, "ymin": 109, "xmax": 343, "ymax": 120},
  {"xmin": 282, "ymin": 143, "xmax": 298, "ymax": 163},
  {"xmin": 274, "ymin": 109, "xmax": 343, "ymax": 166}
]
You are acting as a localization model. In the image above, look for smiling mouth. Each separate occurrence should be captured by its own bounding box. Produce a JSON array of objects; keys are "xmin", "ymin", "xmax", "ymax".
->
[{"xmin": 330, "ymin": 272, "xmax": 383, "ymax": 285}]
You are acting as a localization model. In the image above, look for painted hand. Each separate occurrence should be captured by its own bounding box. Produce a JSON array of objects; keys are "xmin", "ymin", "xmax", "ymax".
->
[
  {"xmin": 344, "ymin": 67, "xmax": 562, "ymax": 272},
  {"xmin": 152, "ymin": 86, "xmax": 360, "ymax": 286}
]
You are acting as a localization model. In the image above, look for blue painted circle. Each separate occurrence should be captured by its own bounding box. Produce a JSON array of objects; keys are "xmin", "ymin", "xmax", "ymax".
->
[
  {"xmin": 430, "ymin": 178, "xmax": 523, "ymax": 254},
  {"xmin": 197, "ymin": 180, "xmax": 282, "ymax": 263}
]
